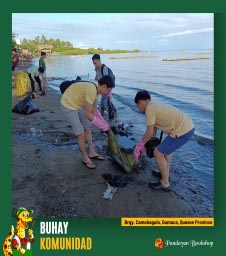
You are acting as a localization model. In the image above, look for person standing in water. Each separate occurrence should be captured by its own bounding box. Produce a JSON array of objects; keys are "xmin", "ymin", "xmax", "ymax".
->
[
  {"xmin": 92, "ymin": 54, "xmax": 115, "ymax": 117},
  {"xmin": 39, "ymin": 51, "xmax": 48, "ymax": 95}
]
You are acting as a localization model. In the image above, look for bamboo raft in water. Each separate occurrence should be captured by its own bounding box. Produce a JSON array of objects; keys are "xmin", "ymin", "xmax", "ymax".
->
[
  {"xmin": 109, "ymin": 56, "xmax": 157, "ymax": 60},
  {"xmin": 162, "ymin": 57, "xmax": 210, "ymax": 61},
  {"xmin": 196, "ymin": 52, "xmax": 213, "ymax": 55}
]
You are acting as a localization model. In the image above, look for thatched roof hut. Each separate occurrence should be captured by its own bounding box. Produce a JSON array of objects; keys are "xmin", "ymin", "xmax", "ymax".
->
[{"xmin": 37, "ymin": 44, "xmax": 53, "ymax": 54}]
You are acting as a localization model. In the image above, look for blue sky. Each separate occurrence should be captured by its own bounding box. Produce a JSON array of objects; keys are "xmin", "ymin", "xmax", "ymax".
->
[{"xmin": 12, "ymin": 13, "xmax": 213, "ymax": 51}]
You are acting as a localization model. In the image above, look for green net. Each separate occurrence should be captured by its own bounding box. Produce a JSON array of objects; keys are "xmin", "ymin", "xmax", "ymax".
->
[{"xmin": 107, "ymin": 129, "xmax": 139, "ymax": 173}]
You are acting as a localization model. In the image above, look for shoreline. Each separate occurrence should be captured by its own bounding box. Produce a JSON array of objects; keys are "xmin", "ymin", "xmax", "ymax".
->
[{"xmin": 12, "ymin": 87, "xmax": 195, "ymax": 218}]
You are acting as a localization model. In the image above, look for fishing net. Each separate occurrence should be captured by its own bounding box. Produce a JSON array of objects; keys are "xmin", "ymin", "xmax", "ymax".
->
[{"xmin": 107, "ymin": 129, "xmax": 139, "ymax": 173}]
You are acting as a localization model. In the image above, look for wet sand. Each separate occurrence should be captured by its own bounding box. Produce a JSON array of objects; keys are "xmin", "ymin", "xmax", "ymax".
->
[{"xmin": 12, "ymin": 87, "xmax": 194, "ymax": 218}]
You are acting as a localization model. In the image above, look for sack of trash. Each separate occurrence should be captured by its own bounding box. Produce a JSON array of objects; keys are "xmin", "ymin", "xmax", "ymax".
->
[
  {"xmin": 16, "ymin": 71, "xmax": 31, "ymax": 96},
  {"xmin": 12, "ymin": 95, "xmax": 40, "ymax": 115},
  {"xmin": 145, "ymin": 131, "xmax": 163, "ymax": 158},
  {"xmin": 107, "ymin": 129, "xmax": 138, "ymax": 173}
]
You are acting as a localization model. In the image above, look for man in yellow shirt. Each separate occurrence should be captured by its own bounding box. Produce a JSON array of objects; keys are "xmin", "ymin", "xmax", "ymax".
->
[
  {"xmin": 60, "ymin": 75, "xmax": 115, "ymax": 169},
  {"xmin": 134, "ymin": 90, "xmax": 195, "ymax": 191}
]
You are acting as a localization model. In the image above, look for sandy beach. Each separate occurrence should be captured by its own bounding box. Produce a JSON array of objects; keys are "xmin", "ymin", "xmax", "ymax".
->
[{"xmin": 11, "ymin": 84, "xmax": 195, "ymax": 218}]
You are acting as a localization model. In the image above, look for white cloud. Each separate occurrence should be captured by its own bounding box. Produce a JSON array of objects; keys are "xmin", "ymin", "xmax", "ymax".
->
[
  {"xmin": 155, "ymin": 27, "xmax": 213, "ymax": 39},
  {"xmin": 74, "ymin": 42, "xmax": 96, "ymax": 49},
  {"xmin": 12, "ymin": 13, "xmax": 213, "ymax": 51}
]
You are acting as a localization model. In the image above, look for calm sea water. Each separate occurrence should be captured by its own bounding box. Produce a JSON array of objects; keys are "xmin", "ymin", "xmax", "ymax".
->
[{"xmin": 33, "ymin": 50, "xmax": 214, "ymax": 216}]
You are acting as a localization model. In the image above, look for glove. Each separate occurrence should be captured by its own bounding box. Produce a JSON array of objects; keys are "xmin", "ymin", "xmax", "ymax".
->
[
  {"xmin": 134, "ymin": 140, "xmax": 145, "ymax": 162},
  {"xmin": 92, "ymin": 116, "xmax": 109, "ymax": 132},
  {"xmin": 108, "ymin": 91, "xmax": 112, "ymax": 100},
  {"xmin": 93, "ymin": 109, "xmax": 105, "ymax": 122},
  {"xmin": 93, "ymin": 110, "xmax": 109, "ymax": 133}
]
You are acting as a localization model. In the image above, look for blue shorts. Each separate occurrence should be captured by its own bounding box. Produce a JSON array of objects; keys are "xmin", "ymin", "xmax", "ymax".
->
[{"xmin": 157, "ymin": 128, "xmax": 195, "ymax": 155}]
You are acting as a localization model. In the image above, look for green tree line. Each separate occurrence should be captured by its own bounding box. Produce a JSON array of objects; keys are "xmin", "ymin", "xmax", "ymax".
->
[
  {"xmin": 20, "ymin": 35, "xmax": 73, "ymax": 52},
  {"xmin": 14, "ymin": 35, "xmax": 140, "ymax": 55}
]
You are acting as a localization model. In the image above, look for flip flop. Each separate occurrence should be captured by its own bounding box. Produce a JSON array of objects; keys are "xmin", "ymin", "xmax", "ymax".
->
[
  {"xmin": 89, "ymin": 155, "xmax": 105, "ymax": 161},
  {"xmin": 152, "ymin": 170, "xmax": 170, "ymax": 181},
  {"xmin": 148, "ymin": 181, "xmax": 171, "ymax": 192},
  {"xmin": 82, "ymin": 160, "xmax": 96, "ymax": 169}
]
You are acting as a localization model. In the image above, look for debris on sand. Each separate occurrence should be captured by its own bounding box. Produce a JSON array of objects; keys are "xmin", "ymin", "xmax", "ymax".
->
[
  {"xmin": 103, "ymin": 184, "xmax": 119, "ymax": 200},
  {"xmin": 102, "ymin": 174, "xmax": 132, "ymax": 187},
  {"xmin": 102, "ymin": 174, "xmax": 133, "ymax": 200}
]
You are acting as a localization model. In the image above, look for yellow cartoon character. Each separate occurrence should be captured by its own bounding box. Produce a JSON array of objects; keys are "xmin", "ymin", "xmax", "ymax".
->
[{"xmin": 2, "ymin": 207, "xmax": 34, "ymax": 256}]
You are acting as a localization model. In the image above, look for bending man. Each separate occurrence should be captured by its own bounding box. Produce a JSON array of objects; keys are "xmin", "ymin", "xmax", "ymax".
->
[
  {"xmin": 134, "ymin": 90, "xmax": 195, "ymax": 191},
  {"xmin": 60, "ymin": 75, "xmax": 115, "ymax": 169}
]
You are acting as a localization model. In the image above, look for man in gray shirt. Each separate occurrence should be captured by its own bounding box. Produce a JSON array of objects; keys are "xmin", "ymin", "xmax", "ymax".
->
[{"xmin": 92, "ymin": 54, "xmax": 114, "ymax": 117}]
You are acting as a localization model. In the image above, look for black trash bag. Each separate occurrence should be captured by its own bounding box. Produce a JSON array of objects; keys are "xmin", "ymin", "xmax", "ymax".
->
[
  {"xmin": 145, "ymin": 137, "xmax": 161, "ymax": 158},
  {"xmin": 12, "ymin": 95, "xmax": 40, "ymax": 115},
  {"xmin": 145, "ymin": 131, "xmax": 163, "ymax": 158},
  {"xmin": 102, "ymin": 174, "xmax": 133, "ymax": 187}
]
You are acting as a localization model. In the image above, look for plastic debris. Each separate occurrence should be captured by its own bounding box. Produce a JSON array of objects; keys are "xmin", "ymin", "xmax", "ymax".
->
[
  {"xmin": 102, "ymin": 174, "xmax": 132, "ymax": 187},
  {"xmin": 102, "ymin": 183, "xmax": 119, "ymax": 200},
  {"xmin": 30, "ymin": 128, "xmax": 43, "ymax": 137}
]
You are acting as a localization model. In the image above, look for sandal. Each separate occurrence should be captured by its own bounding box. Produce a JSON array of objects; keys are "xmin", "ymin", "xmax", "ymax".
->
[
  {"xmin": 40, "ymin": 90, "xmax": 46, "ymax": 96},
  {"xmin": 89, "ymin": 155, "xmax": 105, "ymax": 161},
  {"xmin": 82, "ymin": 160, "xmax": 96, "ymax": 169},
  {"xmin": 148, "ymin": 181, "xmax": 171, "ymax": 191},
  {"xmin": 152, "ymin": 170, "xmax": 170, "ymax": 181}
]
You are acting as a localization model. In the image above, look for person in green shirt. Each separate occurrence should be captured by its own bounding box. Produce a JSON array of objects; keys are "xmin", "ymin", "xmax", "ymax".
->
[
  {"xmin": 39, "ymin": 51, "xmax": 46, "ymax": 72},
  {"xmin": 39, "ymin": 51, "xmax": 48, "ymax": 95}
]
